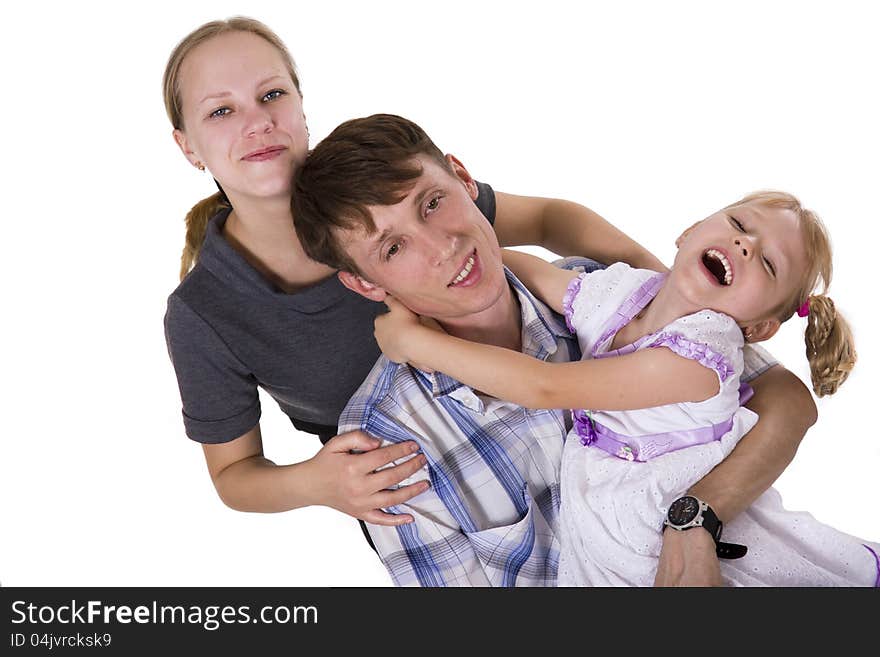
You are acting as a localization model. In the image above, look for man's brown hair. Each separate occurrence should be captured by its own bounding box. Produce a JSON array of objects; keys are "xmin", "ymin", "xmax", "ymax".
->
[{"xmin": 293, "ymin": 113, "xmax": 453, "ymax": 274}]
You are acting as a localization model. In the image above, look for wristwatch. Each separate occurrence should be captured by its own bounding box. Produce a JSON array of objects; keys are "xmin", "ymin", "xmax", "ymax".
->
[{"xmin": 663, "ymin": 495, "xmax": 748, "ymax": 559}]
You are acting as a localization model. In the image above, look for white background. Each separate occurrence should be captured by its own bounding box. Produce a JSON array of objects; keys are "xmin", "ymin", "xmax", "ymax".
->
[{"xmin": 2, "ymin": 1, "xmax": 878, "ymax": 587}]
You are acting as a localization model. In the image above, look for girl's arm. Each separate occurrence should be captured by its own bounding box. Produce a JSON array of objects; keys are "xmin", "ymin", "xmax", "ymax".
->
[
  {"xmin": 493, "ymin": 191, "xmax": 668, "ymax": 272},
  {"xmin": 375, "ymin": 298, "xmax": 718, "ymax": 410},
  {"xmin": 501, "ymin": 249, "xmax": 579, "ymax": 314}
]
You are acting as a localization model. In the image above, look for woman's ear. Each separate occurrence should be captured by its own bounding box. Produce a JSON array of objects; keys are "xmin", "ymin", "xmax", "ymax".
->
[
  {"xmin": 173, "ymin": 129, "xmax": 201, "ymax": 168},
  {"xmin": 338, "ymin": 270, "xmax": 388, "ymax": 302},
  {"xmin": 445, "ymin": 154, "xmax": 478, "ymax": 200},
  {"xmin": 741, "ymin": 318, "xmax": 781, "ymax": 344}
]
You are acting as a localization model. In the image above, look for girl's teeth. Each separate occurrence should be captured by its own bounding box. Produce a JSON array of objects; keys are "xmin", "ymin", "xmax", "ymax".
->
[{"xmin": 707, "ymin": 249, "xmax": 733, "ymax": 285}]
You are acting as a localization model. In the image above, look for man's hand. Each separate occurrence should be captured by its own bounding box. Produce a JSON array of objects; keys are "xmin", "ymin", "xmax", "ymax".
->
[
  {"xmin": 304, "ymin": 430, "xmax": 430, "ymax": 525},
  {"xmin": 654, "ymin": 527, "xmax": 723, "ymax": 587}
]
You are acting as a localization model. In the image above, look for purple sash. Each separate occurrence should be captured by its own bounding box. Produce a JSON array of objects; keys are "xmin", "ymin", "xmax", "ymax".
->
[{"xmin": 573, "ymin": 409, "xmax": 735, "ymax": 462}]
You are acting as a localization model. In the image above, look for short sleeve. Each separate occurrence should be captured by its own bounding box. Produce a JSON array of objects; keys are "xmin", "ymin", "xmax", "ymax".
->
[
  {"xmin": 646, "ymin": 310, "xmax": 744, "ymax": 384},
  {"xmin": 473, "ymin": 180, "xmax": 496, "ymax": 225},
  {"xmin": 562, "ymin": 262, "xmax": 650, "ymax": 350},
  {"xmin": 164, "ymin": 294, "xmax": 261, "ymax": 443}
]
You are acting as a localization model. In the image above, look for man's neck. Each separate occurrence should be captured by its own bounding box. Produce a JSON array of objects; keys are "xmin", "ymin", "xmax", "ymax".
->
[{"xmin": 438, "ymin": 283, "xmax": 523, "ymax": 353}]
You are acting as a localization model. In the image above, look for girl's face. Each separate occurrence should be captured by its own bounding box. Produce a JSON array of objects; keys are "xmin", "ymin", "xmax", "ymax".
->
[
  {"xmin": 672, "ymin": 202, "xmax": 808, "ymax": 336},
  {"xmin": 173, "ymin": 31, "xmax": 308, "ymax": 204}
]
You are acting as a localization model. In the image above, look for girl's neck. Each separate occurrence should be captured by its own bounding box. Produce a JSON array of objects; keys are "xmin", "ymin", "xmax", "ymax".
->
[
  {"xmin": 612, "ymin": 274, "xmax": 702, "ymax": 349},
  {"xmin": 223, "ymin": 193, "xmax": 337, "ymax": 293}
]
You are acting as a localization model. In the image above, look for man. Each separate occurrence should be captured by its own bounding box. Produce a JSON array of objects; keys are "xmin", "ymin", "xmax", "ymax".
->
[{"xmin": 292, "ymin": 114, "xmax": 816, "ymax": 586}]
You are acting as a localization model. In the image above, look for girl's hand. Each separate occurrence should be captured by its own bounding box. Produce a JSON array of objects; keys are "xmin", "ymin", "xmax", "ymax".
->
[{"xmin": 374, "ymin": 296, "xmax": 424, "ymax": 364}]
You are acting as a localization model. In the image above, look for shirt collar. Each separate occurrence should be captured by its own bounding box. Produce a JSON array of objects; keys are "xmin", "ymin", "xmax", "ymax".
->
[
  {"xmin": 198, "ymin": 208, "xmax": 353, "ymax": 312},
  {"xmin": 419, "ymin": 266, "xmax": 572, "ymax": 401}
]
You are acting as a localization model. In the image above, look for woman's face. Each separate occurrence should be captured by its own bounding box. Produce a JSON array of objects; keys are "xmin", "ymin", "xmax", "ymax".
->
[{"xmin": 173, "ymin": 31, "xmax": 308, "ymax": 204}]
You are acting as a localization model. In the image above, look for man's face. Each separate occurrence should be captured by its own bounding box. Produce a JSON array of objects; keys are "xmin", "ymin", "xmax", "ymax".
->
[{"xmin": 338, "ymin": 155, "xmax": 508, "ymax": 323}]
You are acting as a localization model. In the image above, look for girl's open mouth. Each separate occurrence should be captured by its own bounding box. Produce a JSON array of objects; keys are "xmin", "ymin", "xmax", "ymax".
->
[{"xmin": 702, "ymin": 248, "xmax": 733, "ymax": 286}]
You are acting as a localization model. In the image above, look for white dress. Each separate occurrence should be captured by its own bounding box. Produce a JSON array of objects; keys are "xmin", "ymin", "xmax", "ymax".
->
[{"xmin": 557, "ymin": 263, "xmax": 879, "ymax": 586}]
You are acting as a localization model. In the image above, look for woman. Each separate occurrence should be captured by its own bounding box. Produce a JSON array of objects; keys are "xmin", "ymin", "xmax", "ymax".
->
[{"xmin": 163, "ymin": 16, "xmax": 667, "ymax": 531}]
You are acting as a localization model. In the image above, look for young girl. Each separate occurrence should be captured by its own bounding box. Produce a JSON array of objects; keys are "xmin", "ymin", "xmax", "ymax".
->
[{"xmin": 375, "ymin": 190, "xmax": 879, "ymax": 586}]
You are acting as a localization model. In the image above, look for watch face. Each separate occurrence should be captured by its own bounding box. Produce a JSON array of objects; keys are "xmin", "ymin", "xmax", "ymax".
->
[{"xmin": 668, "ymin": 496, "xmax": 700, "ymax": 526}]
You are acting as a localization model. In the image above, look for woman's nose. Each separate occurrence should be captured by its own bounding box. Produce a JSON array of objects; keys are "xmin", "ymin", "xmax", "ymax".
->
[{"xmin": 243, "ymin": 106, "xmax": 274, "ymax": 136}]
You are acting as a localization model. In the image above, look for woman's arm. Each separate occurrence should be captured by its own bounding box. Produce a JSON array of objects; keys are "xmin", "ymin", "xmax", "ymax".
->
[
  {"xmin": 493, "ymin": 192, "xmax": 668, "ymax": 271},
  {"xmin": 375, "ymin": 298, "xmax": 718, "ymax": 410},
  {"xmin": 654, "ymin": 365, "xmax": 817, "ymax": 586},
  {"xmin": 201, "ymin": 423, "xmax": 430, "ymax": 526},
  {"xmin": 501, "ymin": 249, "xmax": 579, "ymax": 314}
]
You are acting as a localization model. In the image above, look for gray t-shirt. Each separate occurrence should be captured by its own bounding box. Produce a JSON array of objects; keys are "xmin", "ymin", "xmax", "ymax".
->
[{"xmin": 165, "ymin": 182, "xmax": 496, "ymax": 444}]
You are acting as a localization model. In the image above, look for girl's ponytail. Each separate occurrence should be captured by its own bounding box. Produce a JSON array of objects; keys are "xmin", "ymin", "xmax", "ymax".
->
[
  {"xmin": 804, "ymin": 294, "xmax": 856, "ymax": 397},
  {"xmin": 180, "ymin": 192, "xmax": 229, "ymax": 281}
]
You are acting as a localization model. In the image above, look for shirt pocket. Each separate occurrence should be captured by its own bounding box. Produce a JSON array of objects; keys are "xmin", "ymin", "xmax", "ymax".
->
[{"xmin": 462, "ymin": 485, "xmax": 555, "ymax": 587}]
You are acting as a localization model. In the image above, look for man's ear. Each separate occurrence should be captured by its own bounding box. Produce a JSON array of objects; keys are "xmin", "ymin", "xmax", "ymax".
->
[
  {"xmin": 173, "ymin": 129, "xmax": 201, "ymax": 168},
  {"xmin": 675, "ymin": 221, "xmax": 703, "ymax": 249},
  {"xmin": 445, "ymin": 154, "xmax": 478, "ymax": 200},
  {"xmin": 337, "ymin": 270, "xmax": 388, "ymax": 303},
  {"xmin": 741, "ymin": 318, "xmax": 780, "ymax": 344}
]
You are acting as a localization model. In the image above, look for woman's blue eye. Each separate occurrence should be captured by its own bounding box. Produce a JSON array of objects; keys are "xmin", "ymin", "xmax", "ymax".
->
[
  {"xmin": 262, "ymin": 89, "xmax": 286, "ymax": 102},
  {"xmin": 730, "ymin": 216, "xmax": 745, "ymax": 231},
  {"xmin": 763, "ymin": 256, "xmax": 776, "ymax": 276},
  {"xmin": 209, "ymin": 107, "xmax": 231, "ymax": 119}
]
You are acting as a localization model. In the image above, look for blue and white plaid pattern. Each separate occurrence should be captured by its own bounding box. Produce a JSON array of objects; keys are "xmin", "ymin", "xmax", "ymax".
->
[
  {"xmin": 339, "ymin": 266, "xmax": 593, "ymax": 586},
  {"xmin": 340, "ymin": 261, "xmax": 777, "ymax": 587}
]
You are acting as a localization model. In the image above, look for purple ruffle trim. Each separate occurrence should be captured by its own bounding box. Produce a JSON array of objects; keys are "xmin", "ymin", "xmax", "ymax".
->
[
  {"xmin": 646, "ymin": 332, "xmax": 735, "ymax": 382},
  {"xmin": 562, "ymin": 274, "xmax": 585, "ymax": 334},
  {"xmin": 864, "ymin": 545, "xmax": 880, "ymax": 587}
]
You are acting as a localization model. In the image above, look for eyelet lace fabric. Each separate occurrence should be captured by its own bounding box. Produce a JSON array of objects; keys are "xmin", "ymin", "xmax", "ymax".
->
[{"xmin": 556, "ymin": 263, "xmax": 880, "ymax": 587}]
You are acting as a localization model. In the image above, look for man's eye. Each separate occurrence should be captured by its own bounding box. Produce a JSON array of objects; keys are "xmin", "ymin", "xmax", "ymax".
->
[
  {"xmin": 426, "ymin": 195, "xmax": 442, "ymax": 213},
  {"xmin": 209, "ymin": 107, "xmax": 231, "ymax": 119},
  {"xmin": 385, "ymin": 243, "xmax": 400, "ymax": 260},
  {"xmin": 262, "ymin": 89, "xmax": 286, "ymax": 102}
]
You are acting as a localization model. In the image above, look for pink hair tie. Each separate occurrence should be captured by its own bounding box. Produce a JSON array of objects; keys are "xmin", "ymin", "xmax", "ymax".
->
[{"xmin": 797, "ymin": 299, "xmax": 811, "ymax": 317}]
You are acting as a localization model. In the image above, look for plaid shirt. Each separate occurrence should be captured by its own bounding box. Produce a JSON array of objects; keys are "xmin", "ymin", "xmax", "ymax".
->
[
  {"xmin": 339, "ymin": 263, "xmax": 778, "ymax": 587},
  {"xmin": 339, "ymin": 268, "xmax": 584, "ymax": 586}
]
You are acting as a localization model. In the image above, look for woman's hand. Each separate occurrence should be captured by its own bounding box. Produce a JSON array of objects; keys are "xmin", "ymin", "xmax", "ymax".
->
[
  {"xmin": 374, "ymin": 296, "xmax": 426, "ymax": 364},
  {"xmin": 201, "ymin": 425, "xmax": 429, "ymax": 522},
  {"xmin": 304, "ymin": 430, "xmax": 431, "ymax": 526}
]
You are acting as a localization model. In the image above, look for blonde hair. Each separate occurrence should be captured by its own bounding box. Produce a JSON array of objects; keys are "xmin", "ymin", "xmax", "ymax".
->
[
  {"xmin": 163, "ymin": 17, "xmax": 302, "ymax": 281},
  {"xmin": 723, "ymin": 190, "xmax": 856, "ymax": 396}
]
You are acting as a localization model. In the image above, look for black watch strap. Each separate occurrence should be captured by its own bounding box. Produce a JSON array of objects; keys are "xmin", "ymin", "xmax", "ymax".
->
[
  {"xmin": 698, "ymin": 504, "xmax": 748, "ymax": 560},
  {"xmin": 716, "ymin": 542, "xmax": 748, "ymax": 559}
]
